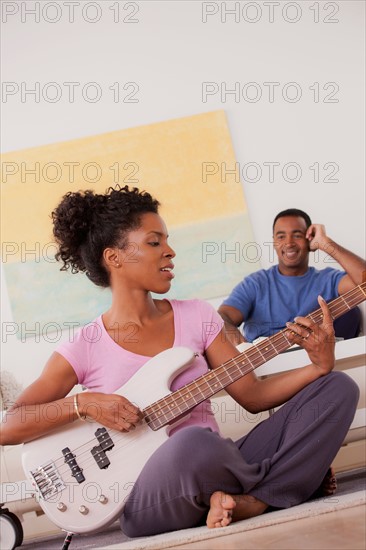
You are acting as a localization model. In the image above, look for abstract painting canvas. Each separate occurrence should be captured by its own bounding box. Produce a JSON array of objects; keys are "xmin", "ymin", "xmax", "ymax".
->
[{"xmin": 1, "ymin": 111, "xmax": 259, "ymax": 337}]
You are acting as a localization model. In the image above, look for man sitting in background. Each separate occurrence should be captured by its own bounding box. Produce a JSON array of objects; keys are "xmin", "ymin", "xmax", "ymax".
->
[{"xmin": 218, "ymin": 208, "xmax": 365, "ymax": 344}]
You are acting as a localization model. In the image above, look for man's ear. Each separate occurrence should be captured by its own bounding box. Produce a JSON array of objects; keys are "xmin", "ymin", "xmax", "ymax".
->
[{"xmin": 306, "ymin": 226, "xmax": 314, "ymax": 252}]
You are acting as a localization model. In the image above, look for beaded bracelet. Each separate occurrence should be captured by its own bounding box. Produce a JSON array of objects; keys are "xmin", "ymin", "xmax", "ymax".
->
[{"xmin": 74, "ymin": 393, "xmax": 86, "ymax": 421}]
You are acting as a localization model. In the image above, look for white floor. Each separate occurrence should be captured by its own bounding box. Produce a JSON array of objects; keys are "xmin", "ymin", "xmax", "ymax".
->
[{"xmin": 171, "ymin": 505, "xmax": 366, "ymax": 550}]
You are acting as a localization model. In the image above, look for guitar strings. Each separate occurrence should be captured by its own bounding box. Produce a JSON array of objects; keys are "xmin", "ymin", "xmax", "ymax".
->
[
  {"xmin": 42, "ymin": 284, "xmax": 365, "ymax": 474},
  {"xmin": 43, "ymin": 332, "xmax": 287, "ymax": 479},
  {"xmin": 144, "ymin": 285, "xmax": 365, "ymax": 427},
  {"xmin": 36, "ymin": 425, "xmax": 148, "ymax": 483},
  {"xmin": 36, "ymin": 284, "xmax": 365, "ymax": 483},
  {"xmin": 44, "ymin": 284, "xmax": 365, "ymax": 477}
]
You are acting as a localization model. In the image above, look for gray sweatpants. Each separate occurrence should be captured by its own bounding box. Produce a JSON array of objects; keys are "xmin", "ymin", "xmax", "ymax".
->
[{"xmin": 121, "ymin": 371, "xmax": 359, "ymax": 537}]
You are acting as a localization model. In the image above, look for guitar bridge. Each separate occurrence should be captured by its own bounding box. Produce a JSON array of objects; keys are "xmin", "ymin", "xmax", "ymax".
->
[{"xmin": 30, "ymin": 462, "xmax": 65, "ymax": 500}]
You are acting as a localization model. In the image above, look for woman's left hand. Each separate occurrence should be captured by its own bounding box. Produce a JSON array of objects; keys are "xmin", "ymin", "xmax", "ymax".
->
[{"xmin": 286, "ymin": 296, "xmax": 336, "ymax": 376}]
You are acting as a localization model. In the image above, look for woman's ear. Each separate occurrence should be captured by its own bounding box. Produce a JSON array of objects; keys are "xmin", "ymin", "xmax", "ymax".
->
[{"xmin": 103, "ymin": 248, "xmax": 121, "ymax": 268}]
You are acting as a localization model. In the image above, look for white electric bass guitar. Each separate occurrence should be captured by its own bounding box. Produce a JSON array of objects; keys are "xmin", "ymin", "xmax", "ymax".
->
[{"xmin": 22, "ymin": 283, "xmax": 366, "ymax": 534}]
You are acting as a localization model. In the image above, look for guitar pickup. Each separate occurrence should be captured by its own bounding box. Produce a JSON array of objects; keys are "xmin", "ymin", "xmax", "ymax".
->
[
  {"xmin": 90, "ymin": 428, "xmax": 114, "ymax": 469},
  {"xmin": 91, "ymin": 445, "xmax": 110, "ymax": 469},
  {"xmin": 94, "ymin": 427, "xmax": 114, "ymax": 451},
  {"xmin": 62, "ymin": 447, "xmax": 85, "ymax": 483}
]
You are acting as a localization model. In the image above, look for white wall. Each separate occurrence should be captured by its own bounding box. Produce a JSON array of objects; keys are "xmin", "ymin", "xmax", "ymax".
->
[{"xmin": 1, "ymin": 0, "xmax": 365, "ymax": 386}]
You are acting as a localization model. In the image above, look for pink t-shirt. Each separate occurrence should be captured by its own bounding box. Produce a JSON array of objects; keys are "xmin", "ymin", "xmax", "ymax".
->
[{"xmin": 56, "ymin": 299, "xmax": 225, "ymax": 434}]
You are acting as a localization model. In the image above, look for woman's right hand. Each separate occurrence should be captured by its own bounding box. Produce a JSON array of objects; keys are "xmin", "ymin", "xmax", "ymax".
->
[
  {"xmin": 0, "ymin": 353, "xmax": 143, "ymax": 446},
  {"xmin": 78, "ymin": 392, "xmax": 143, "ymax": 432}
]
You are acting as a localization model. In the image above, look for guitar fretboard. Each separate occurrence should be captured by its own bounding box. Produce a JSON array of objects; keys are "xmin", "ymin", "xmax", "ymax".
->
[{"xmin": 143, "ymin": 282, "xmax": 366, "ymax": 431}]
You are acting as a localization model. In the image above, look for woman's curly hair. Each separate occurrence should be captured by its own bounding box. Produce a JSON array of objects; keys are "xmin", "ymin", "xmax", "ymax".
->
[{"xmin": 52, "ymin": 185, "xmax": 160, "ymax": 287}]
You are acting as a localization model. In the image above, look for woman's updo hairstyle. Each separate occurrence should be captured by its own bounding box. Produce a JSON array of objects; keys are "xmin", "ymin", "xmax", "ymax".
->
[{"xmin": 52, "ymin": 185, "xmax": 160, "ymax": 287}]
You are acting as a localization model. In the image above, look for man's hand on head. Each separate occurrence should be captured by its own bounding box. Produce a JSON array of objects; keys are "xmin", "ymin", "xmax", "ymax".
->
[{"xmin": 306, "ymin": 224, "xmax": 331, "ymax": 252}]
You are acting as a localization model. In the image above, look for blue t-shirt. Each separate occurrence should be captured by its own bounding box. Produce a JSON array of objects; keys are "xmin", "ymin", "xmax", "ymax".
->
[{"xmin": 222, "ymin": 266, "xmax": 345, "ymax": 342}]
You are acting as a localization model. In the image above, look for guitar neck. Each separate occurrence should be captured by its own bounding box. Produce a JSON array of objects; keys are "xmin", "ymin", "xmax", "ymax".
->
[{"xmin": 144, "ymin": 283, "xmax": 366, "ymax": 430}]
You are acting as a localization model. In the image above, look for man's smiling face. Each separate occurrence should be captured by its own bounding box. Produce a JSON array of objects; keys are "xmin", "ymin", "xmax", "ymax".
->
[{"xmin": 273, "ymin": 215, "xmax": 310, "ymax": 275}]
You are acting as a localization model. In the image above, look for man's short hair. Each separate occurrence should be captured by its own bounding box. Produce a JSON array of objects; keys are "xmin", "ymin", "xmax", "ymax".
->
[{"xmin": 273, "ymin": 209, "xmax": 312, "ymax": 232}]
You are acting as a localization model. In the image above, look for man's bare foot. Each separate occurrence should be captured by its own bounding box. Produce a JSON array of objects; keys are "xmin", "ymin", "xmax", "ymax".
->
[{"xmin": 206, "ymin": 491, "xmax": 268, "ymax": 529}]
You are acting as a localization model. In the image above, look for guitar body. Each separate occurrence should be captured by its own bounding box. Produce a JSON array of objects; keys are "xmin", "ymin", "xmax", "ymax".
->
[{"xmin": 22, "ymin": 347, "xmax": 196, "ymax": 534}]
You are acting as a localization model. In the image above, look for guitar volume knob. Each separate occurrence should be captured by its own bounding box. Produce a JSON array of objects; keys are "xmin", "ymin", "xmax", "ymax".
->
[{"xmin": 79, "ymin": 505, "xmax": 89, "ymax": 515}]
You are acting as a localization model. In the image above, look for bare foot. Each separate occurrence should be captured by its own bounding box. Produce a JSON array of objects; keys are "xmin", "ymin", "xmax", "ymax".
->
[
  {"xmin": 207, "ymin": 491, "xmax": 268, "ymax": 529},
  {"xmin": 310, "ymin": 466, "xmax": 337, "ymax": 500},
  {"xmin": 207, "ymin": 491, "xmax": 236, "ymax": 528},
  {"xmin": 321, "ymin": 467, "xmax": 337, "ymax": 496}
]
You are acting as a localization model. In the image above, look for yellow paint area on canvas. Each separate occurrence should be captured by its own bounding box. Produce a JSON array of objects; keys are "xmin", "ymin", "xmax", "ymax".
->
[{"xmin": 1, "ymin": 111, "xmax": 246, "ymax": 263}]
